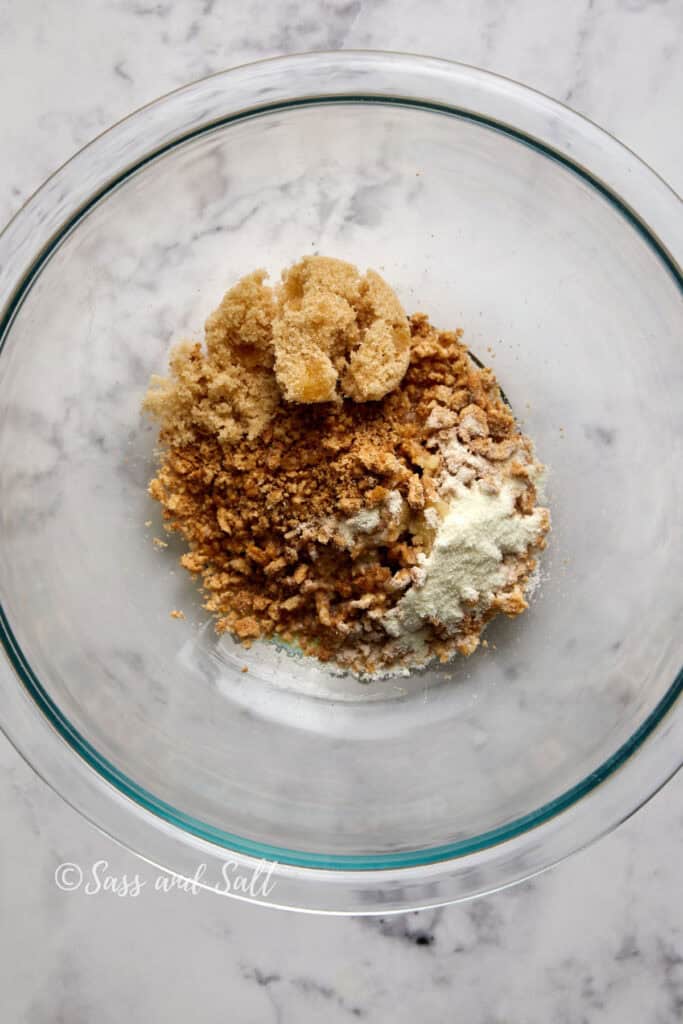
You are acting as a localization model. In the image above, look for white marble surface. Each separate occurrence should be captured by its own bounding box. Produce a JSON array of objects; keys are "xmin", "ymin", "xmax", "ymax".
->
[{"xmin": 0, "ymin": 0, "xmax": 681, "ymax": 1020}]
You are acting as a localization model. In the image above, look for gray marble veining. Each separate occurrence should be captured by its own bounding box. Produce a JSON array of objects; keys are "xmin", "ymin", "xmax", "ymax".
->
[{"xmin": 0, "ymin": 1, "xmax": 681, "ymax": 1022}]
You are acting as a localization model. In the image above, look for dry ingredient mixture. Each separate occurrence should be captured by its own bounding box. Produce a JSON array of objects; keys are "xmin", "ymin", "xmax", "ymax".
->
[{"xmin": 144, "ymin": 256, "xmax": 550, "ymax": 676}]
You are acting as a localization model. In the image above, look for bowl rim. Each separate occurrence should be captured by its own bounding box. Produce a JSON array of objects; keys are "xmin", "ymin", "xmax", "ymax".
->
[{"xmin": 0, "ymin": 49, "xmax": 681, "ymax": 913}]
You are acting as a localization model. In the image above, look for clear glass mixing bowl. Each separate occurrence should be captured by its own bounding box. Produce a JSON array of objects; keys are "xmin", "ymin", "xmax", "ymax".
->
[{"xmin": 0, "ymin": 52, "xmax": 681, "ymax": 913}]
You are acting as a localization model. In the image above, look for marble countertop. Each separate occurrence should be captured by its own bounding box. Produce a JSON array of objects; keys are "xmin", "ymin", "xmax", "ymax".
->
[{"xmin": 1, "ymin": 1, "xmax": 681, "ymax": 1021}]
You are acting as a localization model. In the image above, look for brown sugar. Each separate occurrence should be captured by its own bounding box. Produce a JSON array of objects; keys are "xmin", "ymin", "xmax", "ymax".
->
[
  {"xmin": 144, "ymin": 257, "xmax": 412, "ymax": 448},
  {"xmin": 144, "ymin": 270, "xmax": 280, "ymax": 447},
  {"xmin": 144, "ymin": 257, "xmax": 549, "ymax": 676},
  {"xmin": 273, "ymin": 257, "xmax": 411, "ymax": 403}
]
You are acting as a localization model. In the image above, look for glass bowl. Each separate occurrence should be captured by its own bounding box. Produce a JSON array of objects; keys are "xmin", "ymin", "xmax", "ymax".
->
[{"xmin": 0, "ymin": 52, "xmax": 681, "ymax": 914}]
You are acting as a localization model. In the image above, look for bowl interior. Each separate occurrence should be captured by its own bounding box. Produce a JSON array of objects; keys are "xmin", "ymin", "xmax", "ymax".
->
[{"xmin": 0, "ymin": 99, "xmax": 681, "ymax": 863}]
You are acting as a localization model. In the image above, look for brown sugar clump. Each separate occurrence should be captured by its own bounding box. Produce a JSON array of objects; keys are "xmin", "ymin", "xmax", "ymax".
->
[
  {"xmin": 143, "ymin": 270, "xmax": 280, "ymax": 447},
  {"xmin": 273, "ymin": 257, "xmax": 411, "ymax": 404},
  {"xmin": 143, "ymin": 258, "xmax": 412, "ymax": 447},
  {"xmin": 342, "ymin": 270, "xmax": 412, "ymax": 401},
  {"xmin": 144, "ymin": 260, "xmax": 549, "ymax": 677}
]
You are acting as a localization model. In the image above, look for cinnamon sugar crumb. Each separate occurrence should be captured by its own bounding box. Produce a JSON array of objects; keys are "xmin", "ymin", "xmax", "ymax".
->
[
  {"xmin": 170, "ymin": 609, "xmax": 185, "ymax": 620},
  {"xmin": 144, "ymin": 256, "xmax": 550, "ymax": 676}
]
